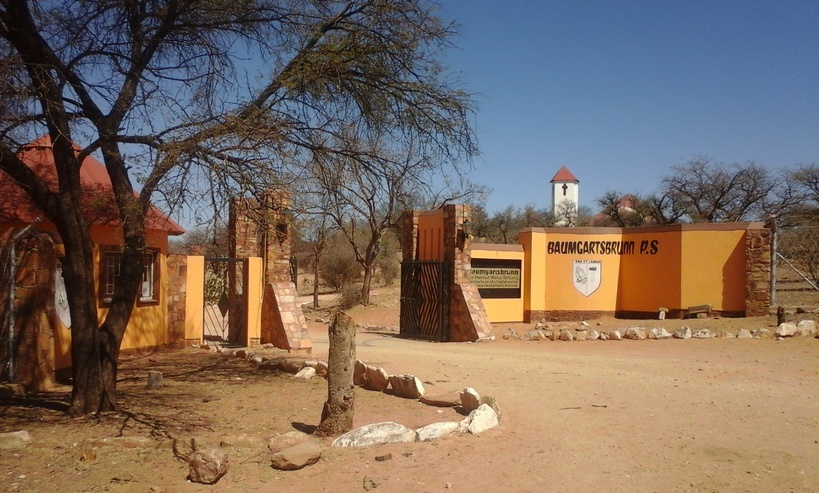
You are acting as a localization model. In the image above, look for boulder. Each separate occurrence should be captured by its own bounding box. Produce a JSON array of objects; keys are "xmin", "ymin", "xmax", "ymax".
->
[
  {"xmin": 271, "ymin": 442, "xmax": 323, "ymax": 470},
  {"xmin": 559, "ymin": 329, "xmax": 574, "ymax": 341},
  {"xmin": 522, "ymin": 329, "xmax": 547, "ymax": 341},
  {"xmin": 415, "ymin": 422, "xmax": 461, "ymax": 442},
  {"xmin": 315, "ymin": 361, "xmax": 329, "ymax": 377},
  {"xmin": 331, "ymin": 422, "xmax": 417, "ymax": 447},
  {"xmin": 720, "ymin": 331, "xmax": 736, "ymax": 338},
  {"xmin": 354, "ymin": 360, "xmax": 366, "ymax": 386},
  {"xmin": 623, "ymin": 327, "xmax": 647, "ymax": 340},
  {"xmin": 796, "ymin": 320, "xmax": 816, "ymax": 336},
  {"xmin": 419, "ymin": 392, "xmax": 460, "ymax": 407},
  {"xmin": 608, "ymin": 330, "xmax": 622, "ymax": 341},
  {"xmin": 269, "ymin": 431, "xmax": 315, "ymax": 454},
  {"xmin": 293, "ymin": 367, "xmax": 316, "ymax": 380},
  {"xmin": 388, "ymin": 374, "xmax": 425, "ymax": 399},
  {"xmin": 753, "ymin": 328, "xmax": 772, "ymax": 339},
  {"xmin": 648, "ymin": 327, "xmax": 672, "ymax": 340},
  {"xmin": 187, "ymin": 448, "xmax": 228, "ymax": 484},
  {"xmin": 737, "ymin": 329, "xmax": 753, "ymax": 339},
  {"xmin": 502, "ymin": 328, "xmax": 519, "ymax": 340},
  {"xmin": 146, "ymin": 371, "xmax": 163, "ymax": 390},
  {"xmin": 692, "ymin": 329, "xmax": 715, "ymax": 339},
  {"xmin": 588, "ymin": 330, "xmax": 600, "ymax": 340},
  {"xmin": 673, "ymin": 326, "xmax": 692, "ymax": 339},
  {"xmin": 479, "ymin": 396, "xmax": 501, "ymax": 420},
  {"xmin": 363, "ymin": 365, "xmax": 390, "ymax": 392},
  {"xmin": 599, "ymin": 332, "xmax": 609, "ymax": 341},
  {"xmin": 0, "ymin": 431, "xmax": 31, "ymax": 449},
  {"xmin": 461, "ymin": 404, "xmax": 499, "ymax": 435},
  {"xmin": 459, "ymin": 387, "xmax": 481, "ymax": 413},
  {"xmin": 776, "ymin": 322, "xmax": 797, "ymax": 337},
  {"xmin": 574, "ymin": 330, "xmax": 588, "ymax": 341}
]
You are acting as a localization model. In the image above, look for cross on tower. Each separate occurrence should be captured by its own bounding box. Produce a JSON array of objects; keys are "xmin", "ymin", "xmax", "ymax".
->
[{"xmin": 562, "ymin": 183, "xmax": 568, "ymax": 196}]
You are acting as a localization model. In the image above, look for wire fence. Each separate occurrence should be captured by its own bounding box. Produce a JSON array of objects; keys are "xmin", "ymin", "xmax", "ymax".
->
[{"xmin": 774, "ymin": 224, "xmax": 819, "ymax": 311}]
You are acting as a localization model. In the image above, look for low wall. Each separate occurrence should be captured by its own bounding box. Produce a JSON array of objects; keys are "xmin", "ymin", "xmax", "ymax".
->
[{"xmin": 471, "ymin": 244, "xmax": 525, "ymax": 322}]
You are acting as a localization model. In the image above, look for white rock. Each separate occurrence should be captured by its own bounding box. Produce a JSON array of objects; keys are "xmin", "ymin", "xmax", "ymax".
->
[
  {"xmin": 415, "ymin": 422, "xmax": 461, "ymax": 442},
  {"xmin": 775, "ymin": 322, "xmax": 797, "ymax": 337},
  {"xmin": 388, "ymin": 374, "xmax": 425, "ymax": 399},
  {"xmin": 462, "ymin": 404, "xmax": 499, "ymax": 435},
  {"xmin": 0, "ymin": 431, "xmax": 31, "ymax": 449},
  {"xmin": 522, "ymin": 329, "xmax": 547, "ymax": 341},
  {"xmin": 737, "ymin": 329, "xmax": 753, "ymax": 339},
  {"xmin": 673, "ymin": 326, "xmax": 692, "ymax": 339},
  {"xmin": 588, "ymin": 330, "xmax": 600, "ymax": 340},
  {"xmin": 624, "ymin": 327, "xmax": 647, "ymax": 340},
  {"xmin": 608, "ymin": 330, "xmax": 622, "ymax": 341},
  {"xmin": 502, "ymin": 328, "xmax": 519, "ymax": 340},
  {"xmin": 648, "ymin": 327, "xmax": 672, "ymax": 339},
  {"xmin": 575, "ymin": 330, "xmax": 588, "ymax": 341},
  {"xmin": 293, "ymin": 367, "xmax": 316, "ymax": 379},
  {"xmin": 796, "ymin": 320, "xmax": 816, "ymax": 336},
  {"xmin": 363, "ymin": 366, "xmax": 389, "ymax": 392},
  {"xmin": 331, "ymin": 422, "xmax": 417, "ymax": 447},
  {"xmin": 559, "ymin": 329, "xmax": 574, "ymax": 341},
  {"xmin": 692, "ymin": 329, "xmax": 714, "ymax": 339},
  {"xmin": 459, "ymin": 387, "xmax": 481, "ymax": 413},
  {"xmin": 187, "ymin": 448, "xmax": 228, "ymax": 485}
]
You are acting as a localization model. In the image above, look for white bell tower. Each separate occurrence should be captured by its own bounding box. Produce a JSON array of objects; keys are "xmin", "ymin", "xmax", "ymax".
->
[{"xmin": 550, "ymin": 166, "xmax": 579, "ymax": 226}]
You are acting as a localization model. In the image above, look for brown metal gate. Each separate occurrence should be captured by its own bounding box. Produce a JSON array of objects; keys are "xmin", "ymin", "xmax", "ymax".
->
[{"xmin": 399, "ymin": 261, "xmax": 451, "ymax": 342}]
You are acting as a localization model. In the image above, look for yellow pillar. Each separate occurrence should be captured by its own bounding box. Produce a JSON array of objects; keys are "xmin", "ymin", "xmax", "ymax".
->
[
  {"xmin": 245, "ymin": 257, "xmax": 263, "ymax": 346},
  {"xmin": 185, "ymin": 256, "xmax": 204, "ymax": 345},
  {"xmin": 519, "ymin": 228, "xmax": 547, "ymax": 322}
]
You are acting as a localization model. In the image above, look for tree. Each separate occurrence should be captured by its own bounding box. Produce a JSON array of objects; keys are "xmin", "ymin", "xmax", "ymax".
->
[
  {"xmin": 595, "ymin": 192, "xmax": 655, "ymax": 227},
  {"xmin": 296, "ymin": 132, "xmax": 481, "ymax": 305},
  {"xmin": 660, "ymin": 158, "xmax": 776, "ymax": 222},
  {"xmin": 0, "ymin": 0, "xmax": 476, "ymax": 414}
]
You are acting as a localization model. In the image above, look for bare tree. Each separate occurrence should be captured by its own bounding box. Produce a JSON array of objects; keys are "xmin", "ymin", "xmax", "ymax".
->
[
  {"xmin": 660, "ymin": 158, "xmax": 776, "ymax": 222},
  {"xmin": 0, "ymin": 0, "xmax": 476, "ymax": 414}
]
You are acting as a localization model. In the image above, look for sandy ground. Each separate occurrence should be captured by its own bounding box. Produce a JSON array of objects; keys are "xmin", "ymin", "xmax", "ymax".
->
[{"xmin": 1, "ymin": 293, "xmax": 817, "ymax": 493}]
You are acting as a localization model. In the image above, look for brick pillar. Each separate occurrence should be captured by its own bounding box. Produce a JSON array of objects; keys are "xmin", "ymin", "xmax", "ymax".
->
[
  {"xmin": 400, "ymin": 210, "xmax": 419, "ymax": 261},
  {"xmin": 166, "ymin": 254, "xmax": 188, "ymax": 347},
  {"xmin": 443, "ymin": 204, "xmax": 492, "ymax": 341},
  {"xmin": 229, "ymin": 190, "xmax": 311, "ymax": 351},
  {"xmin": 745, "ymin": 225, "xmax": 771, "ymax": 316}
]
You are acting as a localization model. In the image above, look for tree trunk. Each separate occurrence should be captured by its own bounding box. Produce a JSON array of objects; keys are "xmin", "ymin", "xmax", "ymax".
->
[
  {"xmin": 360, "ymin": 265, "xmax": 373, "ymax": 306},
  {"xmin": 315, "ymin": 311, "xmax": 356, "ymax": 437}
]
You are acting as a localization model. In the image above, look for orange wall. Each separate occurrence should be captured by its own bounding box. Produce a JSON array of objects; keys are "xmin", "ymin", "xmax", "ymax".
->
[
  {"xmin": 513, "ymin": 223, "xmax": 756, "ymax": 319},
  {"xmin": 417, "ymin": 210, "xmax": 445, "ymax": 261},
  {"xmin": 541, "ymin": 229, "xmax": 624, "ymax": 312}
]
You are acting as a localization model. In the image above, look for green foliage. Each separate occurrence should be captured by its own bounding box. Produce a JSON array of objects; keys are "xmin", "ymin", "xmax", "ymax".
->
[
  {"xmin": 320, "ymin": 236, "xmax": 361, "ymax": 291},
  {"xmin": 338, "ymin": 284, "xmax": 363, "ymax": 310}
]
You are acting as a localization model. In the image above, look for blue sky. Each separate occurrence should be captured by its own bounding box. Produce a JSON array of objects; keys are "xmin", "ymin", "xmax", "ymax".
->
[{"xmin": 437, "ymin": 0, "xmax": 819, "ymax": 213}]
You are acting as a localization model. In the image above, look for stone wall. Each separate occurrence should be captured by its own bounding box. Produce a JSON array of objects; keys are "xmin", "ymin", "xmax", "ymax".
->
[
  {"xmin": 230, "ymin": 191, "xmax": 311, "ymax": 352},
  {"xmin": 166, "ymin": 254, "xmax": 189, "ymax": 347},
  {"xmin": 745, "ymin": 226, "xmax": 771, "ymax": 316}
]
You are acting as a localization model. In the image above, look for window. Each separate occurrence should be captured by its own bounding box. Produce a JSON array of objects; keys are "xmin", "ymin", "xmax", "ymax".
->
[{"xmin": 100, "ymin": 249, "xmax": 159, "ymax": 305}]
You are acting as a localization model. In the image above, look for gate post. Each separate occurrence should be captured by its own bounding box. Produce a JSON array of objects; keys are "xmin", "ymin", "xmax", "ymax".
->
[
  {"xmin": 245, "ymin": 257, "xmax": 263, "ymax": 346},
  {"xmin": 183, "ymin": 256, "xmax": 204, "ymax": 346}
]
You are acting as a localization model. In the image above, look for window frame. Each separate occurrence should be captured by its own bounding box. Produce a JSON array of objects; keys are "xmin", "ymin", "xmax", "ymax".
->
[{"xmin": 99, "ymin": 247, "xmax": 160, "ymax": 307}]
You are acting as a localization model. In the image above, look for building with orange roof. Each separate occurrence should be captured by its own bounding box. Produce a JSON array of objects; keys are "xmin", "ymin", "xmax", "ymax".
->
[{"xmin": 0, "ymin": 137, "xmax": 185, "ymax": 387}]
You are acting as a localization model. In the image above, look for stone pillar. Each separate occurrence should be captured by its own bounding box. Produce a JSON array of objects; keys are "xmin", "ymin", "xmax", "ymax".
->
[
  {"xmin": 400, "ymin": 210, "xmax": 419, "ymax": 262},
  {"xmin": 166, "ymin": 254, "xmax": 188, "ymax": 347},
  {"xmin": 229, "ymin": 190, "xmax": 311, "ymax": 352},
  {"xmin": 745, "ymin": 225, "xmax": 771, "ymax": 316},
  {"xmin": 443, "ymin": 204, "xmax": 492, "ymax": 341}
]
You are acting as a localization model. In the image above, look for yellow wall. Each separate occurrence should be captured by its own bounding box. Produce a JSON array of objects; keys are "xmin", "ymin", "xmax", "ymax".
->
[
  {"xmin": 541, "ymin": 229, "xmax": 624, "ymax": 312},
  {"xmin": 417, "ymin": 210, "xmax": 445, "ymax": 261},
  {"xmin": 471, "ymin": 244, "xmax": 525, "ymax": 322},
  {"xmin": 680, "ymin": 229, "xmax": 747, "ymax": 312},
  {"xmin": 487, "ymin": 223, "xmax": 757, "ymax": 321}
]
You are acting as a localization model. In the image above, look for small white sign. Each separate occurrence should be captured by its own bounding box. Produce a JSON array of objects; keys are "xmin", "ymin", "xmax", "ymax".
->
[
  {"xmin": 54, "ymin": 262, "xmax": 71, "ymax": 329},
  {"xmin": 573, "ymin": 260, "xmax": 601, "ymax": 297}
]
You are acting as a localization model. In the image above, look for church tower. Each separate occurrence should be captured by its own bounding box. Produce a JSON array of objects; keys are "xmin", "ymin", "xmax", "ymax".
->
[{"xmin": 550, "ymin": 166, "xmax": 579, "ymax": 226}]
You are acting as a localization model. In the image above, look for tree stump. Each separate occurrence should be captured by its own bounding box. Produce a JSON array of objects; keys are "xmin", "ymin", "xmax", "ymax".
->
[
  {"xmin": 146, "ymin": 371, "xmax": 163, "ymax": 390},
  {"xmin": 314, "ymin": 311, "xmax": 356, "ymax": 437}
]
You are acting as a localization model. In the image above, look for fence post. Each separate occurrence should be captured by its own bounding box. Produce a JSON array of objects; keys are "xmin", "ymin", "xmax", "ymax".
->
[{"xmin": 769, "ymin": 214, "xmax": 777, "ymax": 305}]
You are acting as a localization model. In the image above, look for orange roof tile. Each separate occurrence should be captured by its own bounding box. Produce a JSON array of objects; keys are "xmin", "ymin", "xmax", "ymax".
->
[
  {"xmin": 0, "ymin": 136, "xmax": 184, "ymax": 235},
  {"xmin": 550, "ymin": 165, "xmax": 579, "ymax": 183}
]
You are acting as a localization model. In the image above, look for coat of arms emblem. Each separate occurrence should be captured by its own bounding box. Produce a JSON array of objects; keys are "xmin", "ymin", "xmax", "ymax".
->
[{"xmin": 573, "ymin": 260, "xmax": 601, "ymax": 297}]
